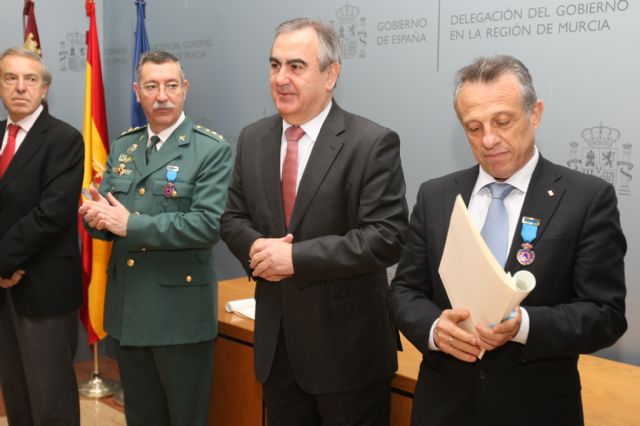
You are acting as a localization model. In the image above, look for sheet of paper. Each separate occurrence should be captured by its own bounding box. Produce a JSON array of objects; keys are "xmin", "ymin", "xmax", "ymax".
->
[
  {"xmin": 225, "ymin": 298, "xmax": 256, "ymax": 320},
  {"xmin": 438, "ymin": 195, "xmax": 535, "ymax": 338}
]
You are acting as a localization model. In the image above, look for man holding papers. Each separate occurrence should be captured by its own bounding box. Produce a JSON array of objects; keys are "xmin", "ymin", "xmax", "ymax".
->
[{"xmin": 388, "ymin": 55, "xmax": 627, "ymax": 426}]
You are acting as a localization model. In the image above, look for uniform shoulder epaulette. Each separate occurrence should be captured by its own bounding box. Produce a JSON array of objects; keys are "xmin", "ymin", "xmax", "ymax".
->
[
  {"xmin": 193, "ymin": 124, "xmax": 225, "ymax": 142},
  {"xmin": 117, "ymin": 125, "xmax": 146, "ymax": 139}
]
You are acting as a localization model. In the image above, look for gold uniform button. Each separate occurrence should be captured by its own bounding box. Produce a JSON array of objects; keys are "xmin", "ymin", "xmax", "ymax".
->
[
  {"xmin": 185, "ymin": 275, "xmax": 193, "ymax": 283},
  {"xmin": 138, "ymin": 188, "xmax": 146, "ymax": 196},
  {"xmin": 126, "ymin": 259, "xmax": 135, "ymax": 267}
]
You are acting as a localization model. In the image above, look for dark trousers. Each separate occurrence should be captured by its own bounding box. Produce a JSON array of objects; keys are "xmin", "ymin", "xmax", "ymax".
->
[
  {"xmin": 263, "ymin": 330, "xmax": 391, "ymax": 426},
  {"xmin": 0, "ymin": 291, "xmax": 80, "ymax": 426},
  {"xmin": 116, "ymin": 338, "xmax": 214, "ymax": 426}
]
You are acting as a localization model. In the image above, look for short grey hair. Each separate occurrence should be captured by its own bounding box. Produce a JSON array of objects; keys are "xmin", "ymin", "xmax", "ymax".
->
[
  {"xmin": 274, "ymin": 18, "xmax": 342, "ymax": 71},
  {"xmin": 0, "ymin": 47, "xmax": 52, "ymax": 86},
  {"xmin": 453, "ymin": 55, "xmax": 537, "ymax": 117},
  {"xmin": 135, "ymin": 50, "xmax": 185, "ymax": 83}
]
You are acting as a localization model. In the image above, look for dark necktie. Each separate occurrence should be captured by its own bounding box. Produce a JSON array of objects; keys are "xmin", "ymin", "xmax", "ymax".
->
[
  {"xmin": 281, "ymin": 126, "xmax": 305, "ymax": 227},
  {"xmin": 0, "ymin": 124, "xmax": 20, "ymax": 177},
  {"xmin": 481, "ymin": 182, "xmax": 515, "ymax": 267},
  {"xmin": 146, "ymin": 135, "xmax": 161, "ymax": 165}
]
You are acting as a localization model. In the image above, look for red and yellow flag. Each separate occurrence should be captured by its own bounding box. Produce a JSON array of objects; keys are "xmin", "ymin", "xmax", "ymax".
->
[
  {"xmin": 23, "ymin": 0, "xmax": 42, "ymax": 55},
  {"xmin": 79, "ymin": 0, "xmax": 111, "ymax": 344}
]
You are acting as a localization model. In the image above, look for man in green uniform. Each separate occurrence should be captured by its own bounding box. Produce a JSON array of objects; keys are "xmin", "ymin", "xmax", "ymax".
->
[{"xmin": 79, "ymin": 50, "xmax": 232, "ymax": 426}]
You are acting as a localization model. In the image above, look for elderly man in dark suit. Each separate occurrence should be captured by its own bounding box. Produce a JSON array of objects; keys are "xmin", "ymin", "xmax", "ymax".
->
[
  {"xmin": 0, "ymin": 47, "xmax": 84, "ymax": 425},
  {"xmin": 388, "ymin": 55, "xmax": 627, "ymax": 426},
  {"xmin": 221, "ymin": 17, "xmax": 408, "ymax": 426}
]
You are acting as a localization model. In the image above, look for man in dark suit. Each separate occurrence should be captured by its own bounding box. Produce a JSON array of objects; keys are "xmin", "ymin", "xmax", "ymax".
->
[
  {"xmin": 388, "ymin": 55, "xmax": 627, "ymax": 425},
  {"xmin": 0, "ymin": 47, "xmax": 84, "ymax": 425},
  {"xmin": 221, "ymin": 18, "xmax": 408, "ymax": 426},
  {"xmin": 79, "ymin": 51, "xmax": 232, "ymax": 426}
]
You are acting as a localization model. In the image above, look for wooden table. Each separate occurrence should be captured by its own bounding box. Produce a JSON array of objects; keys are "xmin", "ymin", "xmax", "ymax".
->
[{"xmin": 209, "ymin": 278, "xmax": 640, "ymax": 426}]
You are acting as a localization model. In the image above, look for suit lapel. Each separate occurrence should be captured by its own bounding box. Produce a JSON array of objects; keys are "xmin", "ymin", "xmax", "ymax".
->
[
  {"xmin": 261, "ymin": 118, "xmax": 287, "ymax": 234},
  {"xmin": 505, "ymin": 157, "xmax": 564, "ymax": 270},
  {"xmin": 0, "ymin": 121, "xmax": 5, "ymax": 193},
  {"xmin": 448, "ymin": 166, "xmax": 479, "ymax": 212},
  {"xmin": 129, "ymin": 130, "xmax": 148, "ymax": 175},
  {"xmin": 436, "ymin": 166, "xmax": 479, "ymax": 256},
  {"xmin": 288, "ymin": 103, "xmax": 345, "ymax": 233},
  {"xmin": 0, "ymin": 112, "xmax": 48, "ymax": 187}
]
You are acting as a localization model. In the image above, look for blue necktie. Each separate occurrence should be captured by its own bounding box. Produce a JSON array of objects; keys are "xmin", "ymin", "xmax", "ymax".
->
[{"xmin": 481, "ymin": 183, "xmax": 515, "ymax": 267}]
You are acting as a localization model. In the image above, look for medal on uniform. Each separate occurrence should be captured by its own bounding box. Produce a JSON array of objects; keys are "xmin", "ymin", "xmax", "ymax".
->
[
  {"xmin": 127, "ymin": 143, "xmax": 138, "ymax": 154},
  {"xmin": 517, "ymin": 216, "xmax": 540, "ymax": 266},
  {"xmin": 164, "ymin": 165, "xmax": 179, "ymax": 197}
]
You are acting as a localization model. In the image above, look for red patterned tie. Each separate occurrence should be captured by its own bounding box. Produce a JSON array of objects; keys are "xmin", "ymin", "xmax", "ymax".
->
[
  {"xmin": 0, "ymin": 124, "xmax": 20, "ymax": 177},
  {"xmin": 282, "ymin": 126, "xmax": 305, "ymax": 227}
]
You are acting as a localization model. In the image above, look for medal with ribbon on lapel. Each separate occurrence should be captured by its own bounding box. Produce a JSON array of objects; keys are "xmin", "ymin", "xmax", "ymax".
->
[
  {"xmin": 164, "ymin": 165, "xmax": 179, "ymax": 197},
  {"xmin": 517, "ymin": 216, "xmax": 540, "ymax": 266}
]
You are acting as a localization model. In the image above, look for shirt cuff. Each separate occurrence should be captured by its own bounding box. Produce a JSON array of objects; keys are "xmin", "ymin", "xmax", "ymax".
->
[
  {"xmin": 511, "ymin": 307, "xmax": 530, "ymax": 344},
  {"xmin": 428, "ymin": 318, "xmax": 441, "ymax": 351}
]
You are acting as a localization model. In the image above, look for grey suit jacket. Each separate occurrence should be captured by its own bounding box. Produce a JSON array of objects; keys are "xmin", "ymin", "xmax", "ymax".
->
[
  {"xmin": 221, "ymin": 101, "xmax": 409, "ymax": 394},
  {"xmin": 388, "ymin": 156, "xmax": 627, "ymax": 426}
]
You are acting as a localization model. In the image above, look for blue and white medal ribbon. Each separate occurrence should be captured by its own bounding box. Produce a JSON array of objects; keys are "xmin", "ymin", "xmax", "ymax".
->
[
  {"xmin": 163, "ymin": 165, "xmax": 179, "ymax": 197},
  {"xmin": 517, "ymin": 216, "xmax": 540, "ymax": 266}
]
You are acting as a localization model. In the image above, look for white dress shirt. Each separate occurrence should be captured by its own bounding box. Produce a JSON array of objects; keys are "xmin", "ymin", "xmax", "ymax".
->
[
  {"xmin": 146, "ymin": 112, "xmax": 186, "ymax": 151},
  {"xmin": 1, "ymin": 104, "xmax": 44, "ymax": 155},
  {"xmin": 279, "ymin": 101, "xmax": 332, "ymax": 189}
]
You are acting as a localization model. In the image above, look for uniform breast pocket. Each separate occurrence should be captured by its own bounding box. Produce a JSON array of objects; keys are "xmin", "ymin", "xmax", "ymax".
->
[
  {"xmin": 151, "ymin": 180, "xmax": 195, "ymax": 212},
  {"xmin": 109, "ymin": 178, "xmax": 134, "ymax": 201}
]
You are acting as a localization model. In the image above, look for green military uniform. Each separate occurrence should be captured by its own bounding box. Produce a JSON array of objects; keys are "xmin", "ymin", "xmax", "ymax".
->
[{"xmin": 88, "ymin": 117, "xmax": 232, "ymax": 426}]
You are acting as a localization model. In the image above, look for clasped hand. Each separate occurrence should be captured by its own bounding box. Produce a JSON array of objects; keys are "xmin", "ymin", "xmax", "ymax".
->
[
  {"xmin": 434, "ymin": 307, "xmax": 522, "ymax": 362},
  {"xmin": 249, "ymin": 234, "xmax": 294, "ymax": 282},
  {"xmin": 78, "ymin": 187, "xmax": 130, "ymax": 237},
  {"xmin": 0, "ymin": 269, "xmax": 26, "ymax": 289}
]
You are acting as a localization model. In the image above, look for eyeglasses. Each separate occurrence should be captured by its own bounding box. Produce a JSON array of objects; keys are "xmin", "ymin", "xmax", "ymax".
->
[
  {"xmin": 140, "ymin": 82, "xmax": 183, "ymax": 95},
  {"xmin": 2, "ymin": 74, "xmax": 41, "ymax": 86}
]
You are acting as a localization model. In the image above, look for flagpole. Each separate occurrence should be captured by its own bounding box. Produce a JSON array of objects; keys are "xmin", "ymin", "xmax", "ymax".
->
[
  {"xmin": 78, "ymin": 0, "xmax": 120, "ymax": 399},
  {"xmin": 78, "ymin": 343, "xmax": 120, "ymax": 397}
]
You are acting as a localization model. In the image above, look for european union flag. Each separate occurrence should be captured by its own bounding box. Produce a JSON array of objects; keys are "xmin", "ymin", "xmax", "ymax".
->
[{"xmin": 131, "ymin": 0, "xmax": 150, "ymax": 127}]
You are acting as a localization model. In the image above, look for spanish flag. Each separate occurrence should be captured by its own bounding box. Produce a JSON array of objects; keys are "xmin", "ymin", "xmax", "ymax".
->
[
  {"xmin": 23, "ymin": 0, "xmax": 41, "ymax": 55},
  {"xmin": 79, "ymin": 0, "xmax": 111, "ymax": 344}
]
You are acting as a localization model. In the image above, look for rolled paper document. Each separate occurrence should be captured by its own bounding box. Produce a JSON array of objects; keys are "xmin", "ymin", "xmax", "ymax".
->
[
  {"xmin": 503, "ymin": 270, "xmax": 536, "ymax": 320},
  {"xmin": 513, "ymin": 270, "xmax": 536, "ymax": 292}
]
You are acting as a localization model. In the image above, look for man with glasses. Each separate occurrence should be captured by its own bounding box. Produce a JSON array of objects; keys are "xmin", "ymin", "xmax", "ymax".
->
[
  {"xmin": 80, "ymin": 50, "xmax": 232, "ymax": 426},
  {"xmin": 0, "ymin": 47, "xmax": 84, "ymax": 425}
]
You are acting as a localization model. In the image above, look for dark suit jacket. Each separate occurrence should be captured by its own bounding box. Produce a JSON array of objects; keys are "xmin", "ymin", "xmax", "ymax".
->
[
  {"xmin": 221, "ymin": 101, "xmax": 409, "ymax": 394},
  {"xmin": 388, "ymin": 156, "xmax": 627, "ymax": 426},
  {"xmin": 0, "ymin": 111, "xmax": 84, "ymax": 317}
]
